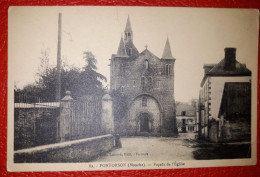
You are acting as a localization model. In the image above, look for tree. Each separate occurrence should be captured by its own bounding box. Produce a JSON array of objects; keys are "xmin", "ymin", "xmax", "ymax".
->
[
  {"xmin": 110, "ymin": 89, "xmax": 128, "ymax": 121},
  {"xmin": 38, "ymin": 47, "xmax": 50, "ymax": 75},
  {"xmin": 76, "ymin": 51, "xmax": 107, "ymax": 99},
  {"xmin": 15, "ymin": 51, "xmax": 107, "ymax": 102}
]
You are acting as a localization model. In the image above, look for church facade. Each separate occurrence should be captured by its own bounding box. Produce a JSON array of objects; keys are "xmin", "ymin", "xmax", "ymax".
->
[{"xmin": 110, "ymin": 16, "xmax": 177, "ymax": 136}]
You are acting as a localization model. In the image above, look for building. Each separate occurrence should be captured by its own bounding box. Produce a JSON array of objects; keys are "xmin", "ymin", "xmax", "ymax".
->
[
  {"xmin": 198, "ymin": 48, "xmax": 251, "ymax": 142},
  {"xmin": 176, "ymin": 101, "xmax": 197, "ymax": 133},
  {"xmin": 110, "ymin": 16, "xmax": 177, "ymax": 136}
]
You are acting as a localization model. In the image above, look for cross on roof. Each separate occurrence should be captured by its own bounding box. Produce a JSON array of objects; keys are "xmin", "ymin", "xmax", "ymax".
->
[{"xmin": 145, "ymin": 44, "xmax": 148, "ymax": 49}]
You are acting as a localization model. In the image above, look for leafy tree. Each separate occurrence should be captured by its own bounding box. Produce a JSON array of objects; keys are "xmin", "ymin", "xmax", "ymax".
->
[
  {"xmin": 38, "ymin": 47, "xmax": 50, "ymax": 75},
  {"xmin": 15, "ymin": 66, "xmax": 79, "ymax": 101},
  {"xmin": 77, "ymin": 51, "xmax": 107, "ymax": 98},
  {"xmin": 110, "ymin": 89, "xmax": 128, "ymax": 121},
  {"xmin": 15, "ymin": 51, "xmax": 107, "ymax": 102}
]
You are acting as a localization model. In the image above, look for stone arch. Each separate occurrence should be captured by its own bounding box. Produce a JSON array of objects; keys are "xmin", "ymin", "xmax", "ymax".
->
[
  {"xmin": 127, "ymin": 94, "xmax": 163, "ymax": 134},
  {"xmin": 130, "ymin": 93, "xmax": 163, "ymax": 113}
]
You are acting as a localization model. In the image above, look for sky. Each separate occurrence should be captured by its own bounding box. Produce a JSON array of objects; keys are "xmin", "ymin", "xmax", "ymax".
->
[{"xmin": 8, "ymin": 7, "xmax": 259, "ymax": 102}]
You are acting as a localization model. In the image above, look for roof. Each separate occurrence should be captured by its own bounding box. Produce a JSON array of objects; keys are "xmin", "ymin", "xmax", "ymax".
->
[
  {"xmin": 114, "ymin": 16, "xmax": 139, "ymax": 59},
  {"xmin": 176, "ymin": 102, "xmax": 196, "ymax": 116},
  {"xmin": 140, "ymin": 49, "xmax": 160, "ymax": 59},
  {"xmin": 124, "ymin": 38, "xmax": 139, "ymax": 59},
  {"xmin": 201, "ymin": 59, "xmax": 251, "ymax": 87},
  {"xmin": 203, "ymin": 64, "xmax": 215, "ymax": 73},
  {"xmin": 209, "ymin": 59, "xmax": 251, "ymax": 75},
  {"xmin": 124, "ymin": 15, "xmax": 132, "ymax": 33},
  {"xmin": 116, "ymin": 37, "xmax": 128, "ymax": 57},
  {"xmin": 162, "ymin": 37, "xmax": 175, "ymax": 59}
]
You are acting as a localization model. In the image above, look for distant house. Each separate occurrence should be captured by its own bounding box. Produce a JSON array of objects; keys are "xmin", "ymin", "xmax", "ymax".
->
[
  {"xmin": 176, "ymin": 101, "xmax": 197, "ymax": 133},
  {"xmin": 198, "ymin": 48, "xmax": 251, "ymax": 142}
]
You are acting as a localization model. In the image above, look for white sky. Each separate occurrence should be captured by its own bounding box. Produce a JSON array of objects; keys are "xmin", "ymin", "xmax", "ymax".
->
[{"xmin": 8, "ymin": 7, "xmax": 259, "ymax": 102}]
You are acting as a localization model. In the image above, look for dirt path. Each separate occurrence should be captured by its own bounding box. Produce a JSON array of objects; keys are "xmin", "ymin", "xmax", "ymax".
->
[{"xmin": 95, "ymin": 134, "xmax": 198, "ymax": 162}]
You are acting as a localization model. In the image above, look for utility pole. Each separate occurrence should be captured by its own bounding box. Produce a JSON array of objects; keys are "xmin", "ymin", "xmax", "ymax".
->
[{"xmin": 56, "ymin": 13, "xmax": 62, "ymax": 101}]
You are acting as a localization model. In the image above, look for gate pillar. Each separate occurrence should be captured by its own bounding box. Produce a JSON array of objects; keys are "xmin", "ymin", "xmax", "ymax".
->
[
  {"xmin": 59, "ymin": 91, "xmax": 73, "ymax": 142},
  {"xmin": 101, "ymin": 91, "xmax": 114, "ymax": 134}
]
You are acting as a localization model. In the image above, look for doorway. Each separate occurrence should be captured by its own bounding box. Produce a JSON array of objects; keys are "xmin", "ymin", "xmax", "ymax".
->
[{"xmin": 139, "ymin": 113, "xmax": 150, "ymax": 132}]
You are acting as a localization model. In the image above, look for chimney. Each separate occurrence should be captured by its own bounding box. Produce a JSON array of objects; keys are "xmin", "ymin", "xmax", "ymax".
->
[{"xmin": 224, "ymin": 48, "xmax": 236, "ymax": 71}]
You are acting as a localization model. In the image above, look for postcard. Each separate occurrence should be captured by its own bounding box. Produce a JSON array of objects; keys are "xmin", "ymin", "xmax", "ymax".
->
[{"xmin": 7, "ymin": 6, "xmax": 259, "ymax": 171}]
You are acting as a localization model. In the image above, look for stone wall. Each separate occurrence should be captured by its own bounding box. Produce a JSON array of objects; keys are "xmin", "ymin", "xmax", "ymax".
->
[
  {"xmin": 206, "ymin": 118, "xmax": 251, "ymax": 143},
  {"xmin": 111, "ymin": 49, "xmax": 177, "ymax": 135},
  {"xmin": 14, "ymin": 107, "xmax": 59, "ymax": 150},
  {"xmin": 221, "ymin": 119, "xmax": 251, "ymax": 142},
  {"xmin": 14, "ymin": 134, "xmax": 115, "ymax": 163}
]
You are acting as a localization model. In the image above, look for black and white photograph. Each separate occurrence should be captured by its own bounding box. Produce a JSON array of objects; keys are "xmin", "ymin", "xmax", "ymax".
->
[{"xmin": 7, "ymin": 6, "xmax": 258, "ymax": 171}]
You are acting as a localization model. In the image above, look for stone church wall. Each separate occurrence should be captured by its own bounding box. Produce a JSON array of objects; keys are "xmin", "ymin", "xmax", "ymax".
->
[{"xmin": 110, "ymin": 17, "xmax": 177, "ymax": 136}]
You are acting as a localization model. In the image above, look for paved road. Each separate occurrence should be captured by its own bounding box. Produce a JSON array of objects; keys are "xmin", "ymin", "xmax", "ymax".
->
[{"xmin": 95, "ymin": 133, "xmax": 198, "ymax": 162}]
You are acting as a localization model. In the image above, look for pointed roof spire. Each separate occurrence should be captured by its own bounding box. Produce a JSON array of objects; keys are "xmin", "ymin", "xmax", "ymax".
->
[
  {"xmin": 124, "ymin": 15, "xmax": 132, "ymax": 33},
  {"xmin": 162, "ymin": 37, "xmax": 174, "ymax": 59},
  {"xmin": 117, "ymin": 36, "xmax": 128, "ymax": 57}
]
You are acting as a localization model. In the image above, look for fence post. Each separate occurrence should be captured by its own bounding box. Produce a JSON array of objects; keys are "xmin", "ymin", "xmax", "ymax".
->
[
  {"xmin": 101, "ymin": 91, "xmax": 114, "ymax": 134},
  {"xmin": 59, "ymin": 91, "xmax": 73, "ymax": 142}
]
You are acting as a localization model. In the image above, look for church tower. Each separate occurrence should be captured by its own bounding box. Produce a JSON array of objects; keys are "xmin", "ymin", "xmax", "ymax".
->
[
  {"xmin": 122, "ymin": 16, "xmax": 139, "ymax": 58},
  {"xmin": 161, "ymin": 37, "xmax": 177, "ymax": 134},
  {"xmin": 162, "ymin": 36, "xmax": 176, "ymax": 99},
  {"xmin": 162, "ymin": 37, "xmax": 175, "ymax": 60},
  {"xmin": 124, "ymin": 15, "xmax": 133, "ymax": 42},
  {"xmin": 110, "ymin": 16, "xmax": 177, "ymax": 136}
]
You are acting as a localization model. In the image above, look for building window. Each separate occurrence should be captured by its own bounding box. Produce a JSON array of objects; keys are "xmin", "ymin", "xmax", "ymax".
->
[
  {"xmin": 141, "ymin": 77, "xmax": 145, "ymax": 90},
  {"xmin": 165, "ymin": 64, "xmax": 172, "ymax": 76},
  {"xmin": 181, "ymin": 111, "xmax": 186, "ymax": 116},
  {"xmin": 129, "ymin": 48, "xmax": 132, "ymax": 56},
  {"xmin": 148, "ymin": 77, "xmax": 153, "ymax": 89},
  {"xmin": 121, "ymin": 86, "xmax": 124, "ymax": 93},
  {"xmin": 188, "ymin": 126, "xmax": 194, "ymax": 131},
  {"xmin": 120, "ymin": 64, "xmax": 125, "ymax": 74},
  {"xmin": 145, "ymin": 60, "xmax": 149, "ymax": 70},
  {"xmin": 133, "ymin": 80, "xmax": 136, "ymax": 87},
  {"xmin": 142, "ymin": 96, "xmax": 147, "ymax": 107},
  {"xmin": 125, "ymin": 32, "xmax": 131, "ymax": 39}
]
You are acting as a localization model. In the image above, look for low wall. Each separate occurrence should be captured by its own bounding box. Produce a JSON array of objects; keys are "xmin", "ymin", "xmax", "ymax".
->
[
  {"xmin": 14, "ymin": 107, "xmax": 59, "ymax": 150},
  {"xmin": 14, "ymin": 134, "xmax": 115, "ymax": 163},
  {"xmin": 207, "ymin": 118, "xmax": 251, "ymax": 143},
  {"xmin": 221, "ymin": 120, "xmax": 251, "ymax": 142}
]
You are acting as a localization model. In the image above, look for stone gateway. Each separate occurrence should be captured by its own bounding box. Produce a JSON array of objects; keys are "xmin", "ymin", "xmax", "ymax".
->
[{"xmin": 110, "ymin": 16, "xmax": 178, "ymax": 136}]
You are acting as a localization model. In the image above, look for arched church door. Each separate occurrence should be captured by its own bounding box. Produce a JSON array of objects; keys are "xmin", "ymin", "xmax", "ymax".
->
[{"xmin": 139, "ymin": 113, "xmax": 150, "ymax": 132}]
